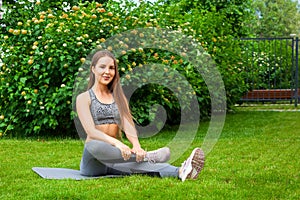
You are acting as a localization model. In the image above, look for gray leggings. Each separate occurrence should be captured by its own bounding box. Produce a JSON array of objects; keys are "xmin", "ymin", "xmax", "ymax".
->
[{"xmin": 80, "ymin": 140, "xmax": 179, "ymax": 178}]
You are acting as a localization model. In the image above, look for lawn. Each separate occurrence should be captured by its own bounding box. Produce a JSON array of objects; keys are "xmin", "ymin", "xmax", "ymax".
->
[{"xmin": 0, "ymin": 110, "xmax": 299, "ymax": 199}]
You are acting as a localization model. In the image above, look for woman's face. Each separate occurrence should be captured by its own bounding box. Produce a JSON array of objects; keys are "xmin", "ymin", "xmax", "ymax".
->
[{"xmin": 92, "ymin": 56, "xmax": 116, "ymax": 87}]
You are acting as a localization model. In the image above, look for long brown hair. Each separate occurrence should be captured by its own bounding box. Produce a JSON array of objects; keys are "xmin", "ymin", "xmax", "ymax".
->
[{"xmin": 87, "ymin": 50, "xmax": 134, "ymax": 135}]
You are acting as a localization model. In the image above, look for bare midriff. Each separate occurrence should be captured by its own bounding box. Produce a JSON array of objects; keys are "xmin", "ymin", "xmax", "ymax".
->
[{"xmin": 86, "ymin": 124, "xmax": 119, "ymax": 142}]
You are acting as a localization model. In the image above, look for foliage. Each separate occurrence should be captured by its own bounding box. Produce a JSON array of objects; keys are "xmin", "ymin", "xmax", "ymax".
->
[
  {"xmin": 163, "ymin": 0, "xmax": 254, "ymax": 37},
  {"xmin": 240, "ymin": 0, "xmax": 300, "ymax": 93},
  {"xmin": 155, "ymin": 0, "xmax": 252, "ymax": 107},
  {"xmin": 0, "ymin": 0, "xmax": 252, "ymax": 137},
  {"xmin": 240, "ymin": 38, "xmax": 294, "ymax": 90},
  {"xmin": 1, "ymin": 0, "xmax": 121, "ymax": 137},
  {"xmin": 250, "ymin": 0, "xmax": 300, "ymax": 37}
]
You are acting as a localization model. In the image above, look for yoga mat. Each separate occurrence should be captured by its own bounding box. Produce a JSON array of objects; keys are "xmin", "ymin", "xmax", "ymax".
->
[{"xmin": 32, "ymin": 167, "xmax": 123, "ymax": 180}]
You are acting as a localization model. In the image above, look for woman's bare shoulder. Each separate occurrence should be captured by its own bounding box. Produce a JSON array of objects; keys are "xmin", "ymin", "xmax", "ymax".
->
[{"xmin": 76, "ymin": 91, "xmax": 90, "ymax": 102}]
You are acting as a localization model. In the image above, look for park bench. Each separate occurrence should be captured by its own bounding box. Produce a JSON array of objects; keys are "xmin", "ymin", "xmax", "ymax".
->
[{"xmin": 241, "ymin": 89, "xmax": 300, "ymax": 102}]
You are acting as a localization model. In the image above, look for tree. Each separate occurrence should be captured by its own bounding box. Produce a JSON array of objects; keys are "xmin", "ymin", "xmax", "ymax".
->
[{"xmin": 251, "ymin": 0, "xmax": 300, "ymax": 37}]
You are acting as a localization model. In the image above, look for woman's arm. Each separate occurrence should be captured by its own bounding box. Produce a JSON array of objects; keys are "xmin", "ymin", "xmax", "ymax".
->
[
  {"xmin": 123, "ymin": 117, "xmax": 146, "ymax": 162},
  {"xmin": 122, "ymin": 117, "xmax": 140, "ymax": 147}
]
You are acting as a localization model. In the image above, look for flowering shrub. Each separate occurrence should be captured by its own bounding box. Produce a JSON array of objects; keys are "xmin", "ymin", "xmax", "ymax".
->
[{"xmin": 0, "ymin": 0, "xmax": 251, "ymax": 137}]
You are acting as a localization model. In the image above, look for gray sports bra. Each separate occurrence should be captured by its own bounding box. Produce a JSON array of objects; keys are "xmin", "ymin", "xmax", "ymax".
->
[{"xmin": 89, "ymin": 89, "xmax": 121, "ymax": 125}]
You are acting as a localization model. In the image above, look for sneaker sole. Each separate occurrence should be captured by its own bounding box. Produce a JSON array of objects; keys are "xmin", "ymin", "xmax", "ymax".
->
[{"xmin": 186, "ymin": 148, "xmax": 205, "ymax": 180}]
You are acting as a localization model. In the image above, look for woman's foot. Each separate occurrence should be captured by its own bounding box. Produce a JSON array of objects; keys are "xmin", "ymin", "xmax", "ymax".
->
[
  {"xmin": 179, "ymin": 148, "xmax": 205, "ymax": 182},
  {"xmin": 144, "ymin": 147, "xmax": 171, "ymax": 163}
]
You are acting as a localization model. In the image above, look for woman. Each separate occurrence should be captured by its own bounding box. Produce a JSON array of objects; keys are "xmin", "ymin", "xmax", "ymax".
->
[{"xmin": 76, "ymin": 50, "xmax": 205, "ymax": 181}]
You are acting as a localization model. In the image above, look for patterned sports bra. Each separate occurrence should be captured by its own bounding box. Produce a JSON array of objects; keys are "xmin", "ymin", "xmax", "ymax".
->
[{"xmin": 89, "ymin": 89, "xmax": 121, "ymax": 125}]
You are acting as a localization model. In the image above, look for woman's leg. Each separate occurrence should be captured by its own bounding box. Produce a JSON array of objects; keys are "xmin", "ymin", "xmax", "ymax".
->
[
  {"xmin": 112, "ymin": 162, "xmax": 179, "ymax": 178},
  {"xmin": 80, "ymin": 143, "xmax": 131, "ymax": 176},
  {"xmin": 80, "ymin": 145, "xmax": 107, "ymax": 176},
  {"xmin": 81, "ymin": 140, "xmax": 179, "ymax": 178}
]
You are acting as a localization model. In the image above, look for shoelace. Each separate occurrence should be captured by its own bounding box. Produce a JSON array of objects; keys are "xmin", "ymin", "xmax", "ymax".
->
[
  {"xmin": 146, "ymin": 152, "xmax": 158, "ymax": 164},
  {"xmin": 180, "ymin": 159, "xmax": 189, "ymax": 172}
]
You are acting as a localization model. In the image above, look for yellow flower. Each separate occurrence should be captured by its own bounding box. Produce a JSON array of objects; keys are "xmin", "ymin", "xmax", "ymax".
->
[
  {"xmin": 80, "ymin": 58, "xmax": 86, "ymax": 63},
  {"xmin": 72, "ymin": 6, "xmax": 80, "ymax": 11},
  {"xmin": 21, "ymin": 29, "xmax": 27, "ymax": 34},
  {"xmin": 98, "ymin": 8, "xmax": 106, "ymax": 13},
  {"xmin": 28, "ymin": 59, "xmax": 34, "ymax": 65},
  {"xmin": 48, "ymin": 14, "xmax": 55, "ymax": 19},
  {"xmin": 13, "ymin": 30, "xmax": 20, "ymax": 35},
  {"xmin": 162, "ymin": 60, "xmax": 169, "ymax": 64}
]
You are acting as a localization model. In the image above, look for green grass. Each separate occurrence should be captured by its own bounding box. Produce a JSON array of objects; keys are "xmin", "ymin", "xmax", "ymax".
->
[
  {"xmin": 236, "ymin": 102, "xmax": 300, "ymax": 111},
  {"xmin": 1, "ymin": 111, "xmax": 300, "ymax": 199}
]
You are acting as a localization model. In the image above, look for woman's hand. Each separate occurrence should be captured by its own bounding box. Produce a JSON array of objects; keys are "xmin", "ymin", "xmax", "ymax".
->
[
  {"xmin": 131, "ymin": 146, "xmax": 146, "ymax": 162},
  {"xmin": 115, "ymin": 142, "xmax": 132, "ymax": 161}
]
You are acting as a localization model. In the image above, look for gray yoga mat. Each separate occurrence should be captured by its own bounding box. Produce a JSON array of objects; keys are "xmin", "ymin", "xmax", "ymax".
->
[{"xmin": 32, "ymin": 167, "xmax": 123, "ymax": 180}]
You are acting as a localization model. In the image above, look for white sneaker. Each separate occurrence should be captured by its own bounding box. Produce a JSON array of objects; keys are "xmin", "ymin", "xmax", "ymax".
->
[
  {"xmin": 179, "ymin": 148, "xmax": 205, "ymax": 182},
  {"xmin": 144, "ymin": 147, "xmax": 170, "ymax": 164}
]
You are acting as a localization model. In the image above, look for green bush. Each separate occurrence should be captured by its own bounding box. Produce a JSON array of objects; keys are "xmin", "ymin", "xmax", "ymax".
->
[
  {"xmin": 155, "ymin": 0, "xmax": 251, "ymax": 108},
  {"xmin": 0, "ymin": 0, "xmax": 251, "ymax": 137},
  {"xmin": 1, "ymin": 0, "xmax": 123, "ymax": 137}
]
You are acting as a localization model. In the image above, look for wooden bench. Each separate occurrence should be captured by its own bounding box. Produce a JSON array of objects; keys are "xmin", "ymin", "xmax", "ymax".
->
[{"xmin": 241, "ymin": 89, "xmax": 300, "ymax": 101}]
